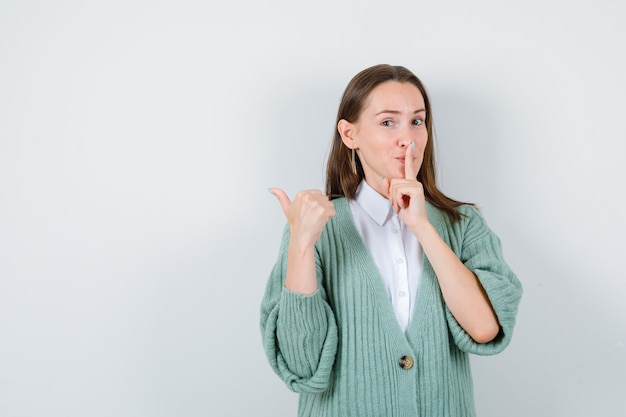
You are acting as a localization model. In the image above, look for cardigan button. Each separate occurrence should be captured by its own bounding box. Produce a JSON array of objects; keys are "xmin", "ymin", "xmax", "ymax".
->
[{"xmin": 399, "ymin": 355, "xmax": 414, "ymax": 370}]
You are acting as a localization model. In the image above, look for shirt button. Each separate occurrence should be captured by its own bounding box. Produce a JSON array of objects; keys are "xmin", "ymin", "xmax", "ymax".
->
[
  {"xmin": 396, "ymin": 258, "xmax": 403, "ymax": 264},
  {"xmin": 399, "ymin": 291, "xmax": 406, "ymax": 297},
  {"xmin": 392, "ymin": 228, "xmax": 398, "ymax": 234},
  {"xmin": 399, "ymin": 355, "xmax": 414, "ymax": 370}
]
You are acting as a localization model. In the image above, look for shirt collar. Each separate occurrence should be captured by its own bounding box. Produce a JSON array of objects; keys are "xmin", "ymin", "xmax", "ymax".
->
[{"xmin": 353, "ymin": 181, "xmax": 394, "ymax": 227}]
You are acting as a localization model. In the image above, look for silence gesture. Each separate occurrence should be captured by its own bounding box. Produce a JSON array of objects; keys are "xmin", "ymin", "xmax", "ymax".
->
[{"xmin": 383, "ymin": 142, "xmax": 429, "ymax": 231}]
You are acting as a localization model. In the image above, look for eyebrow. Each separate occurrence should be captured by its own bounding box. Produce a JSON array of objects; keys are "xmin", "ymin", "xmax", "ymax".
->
[{"xmin": 375, "ymin": 109, "xmax": 426, "ymax": 116}]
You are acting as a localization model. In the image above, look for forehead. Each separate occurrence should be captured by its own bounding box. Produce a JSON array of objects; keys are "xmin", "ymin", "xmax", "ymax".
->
[{"xmin": 362, "ymin": 81, "xmax": 425, "ymax": 113}]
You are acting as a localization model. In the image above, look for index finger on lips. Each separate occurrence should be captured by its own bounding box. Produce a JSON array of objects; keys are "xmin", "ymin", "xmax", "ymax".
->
[{"xmin": 404, "ymin": 141, "xmax": 416, "ymax": 180}]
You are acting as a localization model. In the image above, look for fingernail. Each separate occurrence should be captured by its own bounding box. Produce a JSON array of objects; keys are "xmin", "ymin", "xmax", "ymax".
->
[
  {"xmin": 387, "ymin": 200, "xmax": 391, "ymax": 209},
  {"xmin": 267, "ymin": 188, "xmax": 275, "ymax": 195},
  {"xmin": 379, "ymin": 175, "xmax": 384, "ymax": 183},
  {"xmin": 411, "ymin": 141, "xmax": 415, "ymax": 150}
]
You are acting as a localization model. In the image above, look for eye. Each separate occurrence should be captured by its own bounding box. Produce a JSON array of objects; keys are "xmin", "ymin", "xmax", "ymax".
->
[
  {"xmin": 413, "ymin": 119, "xmax": 424, "ymax": 126},
  {"xmin": 381, "ymin": 120, "xmax": 394, "ymax": 127}
]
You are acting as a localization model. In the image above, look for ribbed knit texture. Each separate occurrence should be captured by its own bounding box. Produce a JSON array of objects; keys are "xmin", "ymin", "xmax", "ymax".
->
[{"xmin": 260, "ymin": 199, "xmax": 522, "ymax": 417}]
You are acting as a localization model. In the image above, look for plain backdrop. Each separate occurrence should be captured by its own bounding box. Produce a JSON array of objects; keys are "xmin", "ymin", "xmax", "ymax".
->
[{"xmin": 1, "ymin": 1, "xmax": 625, "ymax": 416}]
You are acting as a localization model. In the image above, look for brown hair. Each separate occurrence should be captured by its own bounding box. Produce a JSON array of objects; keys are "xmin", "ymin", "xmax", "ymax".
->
[{"xmin": 325, "ymin": 64, "xmax": 471, "ymax": 223}]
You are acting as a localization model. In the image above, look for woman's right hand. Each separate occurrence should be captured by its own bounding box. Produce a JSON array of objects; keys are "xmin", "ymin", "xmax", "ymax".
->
[
  {"xmin": 270, "ymin": 188, "xmax": 336, "ymax": 250},
  {"xmin": 269, "ymin": 188, "xmax": 335, "ymax": 295}
]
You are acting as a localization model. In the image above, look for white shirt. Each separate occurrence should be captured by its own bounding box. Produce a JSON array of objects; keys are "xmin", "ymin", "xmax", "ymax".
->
[{"xmin": 349, "ymin": 181, "xmax": 422, "ymax": 333}]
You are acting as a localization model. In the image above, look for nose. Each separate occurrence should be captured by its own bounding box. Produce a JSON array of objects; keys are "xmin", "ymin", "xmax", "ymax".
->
[
  {"xmin": 399, "ymin": 137, "xmax": 412, "ymax": 148},
  {"xmin": 398, "ymin": 126, "xmax": 413, "ymax": 148}
]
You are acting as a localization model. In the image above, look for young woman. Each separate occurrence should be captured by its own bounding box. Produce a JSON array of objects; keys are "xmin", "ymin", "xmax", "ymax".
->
[{"xmin": 261, "ymin": 64, "xmax": 522, "ymax": 417}]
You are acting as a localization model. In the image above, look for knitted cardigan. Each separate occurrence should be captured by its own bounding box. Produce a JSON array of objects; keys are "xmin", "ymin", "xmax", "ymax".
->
[{"xmin": 260, "ymin": 198, "xmax": 522, "ymax": 417}]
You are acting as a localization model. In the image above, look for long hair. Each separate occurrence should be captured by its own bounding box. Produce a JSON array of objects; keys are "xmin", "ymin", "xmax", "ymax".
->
[{"xmin": 325, "ymin": 64, "xmax": 471, "ymax": 223}]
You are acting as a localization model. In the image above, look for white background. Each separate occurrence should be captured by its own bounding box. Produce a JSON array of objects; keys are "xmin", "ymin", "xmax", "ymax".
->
[{"xmin": 1, "ymin": 1, "xmax": 625, "ymax": 416}]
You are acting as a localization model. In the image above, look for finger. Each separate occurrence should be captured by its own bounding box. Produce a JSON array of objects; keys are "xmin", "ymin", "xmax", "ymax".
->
[
  {"xmin": 389, "ymin": 179, "xmax": 406, "ymax": 211},
  {"xmin": 323, "ymin": 201, "xmax": 337, "ymax": 220},
  {"xmin": 268, "ymin": 187, "xmax": 291, "ymax": 217},
  {"xmin": 390, "ymin": 181, "xmax": 414, "ymax": 212},
  {"xmin": 313, "ymin": 193, "xmax": 336, "ymax": 218},
  {"xmin": 404, "ymin": 141, "xmax": 416, "ymax": 180}
]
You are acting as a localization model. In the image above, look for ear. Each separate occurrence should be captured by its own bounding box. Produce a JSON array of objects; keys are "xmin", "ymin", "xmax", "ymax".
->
[{"xmin": 337, "ymin": 119, "xmax": 357, "ymax": 149}]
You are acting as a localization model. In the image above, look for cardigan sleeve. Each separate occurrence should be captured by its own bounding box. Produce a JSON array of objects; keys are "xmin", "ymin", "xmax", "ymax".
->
[
  {"xmin": 260, "ymin": 226, "xmax": 338, "ymax": 393},
  {"xmin": 445, "ymin": 206, "xmax": 523, "ymax": 355}
]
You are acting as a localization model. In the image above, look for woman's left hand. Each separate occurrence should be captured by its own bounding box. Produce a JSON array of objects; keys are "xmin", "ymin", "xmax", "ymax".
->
[
  {"xmin": 385, "ymin": 143, "xmax": 500, "ymax": 343},
  {"xmin": 384, "ymin": 143, "xmax": 429, "ymax": 230}
]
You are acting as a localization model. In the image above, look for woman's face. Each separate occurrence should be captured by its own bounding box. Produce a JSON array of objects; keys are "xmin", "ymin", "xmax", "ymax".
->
[{"xmin": 341, "ymin": 81, "xmax": 428, "ymax": 195}]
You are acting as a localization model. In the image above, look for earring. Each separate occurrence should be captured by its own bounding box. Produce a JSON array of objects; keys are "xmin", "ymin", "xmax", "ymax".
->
[{"xmin": 350, "ymin": 148, "xmax": 357, "ymax": 175}]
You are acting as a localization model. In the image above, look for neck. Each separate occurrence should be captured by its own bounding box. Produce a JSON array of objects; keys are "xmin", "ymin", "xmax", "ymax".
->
[{"xmin": 363, "ymin": 175, "xmax": 390, "ymax": 200}]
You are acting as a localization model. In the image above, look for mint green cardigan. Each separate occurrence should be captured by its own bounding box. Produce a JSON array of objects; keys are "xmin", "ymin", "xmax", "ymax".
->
[{"xmin": 261, "ymin": 198, "xmax": 522, "ymax": 417}]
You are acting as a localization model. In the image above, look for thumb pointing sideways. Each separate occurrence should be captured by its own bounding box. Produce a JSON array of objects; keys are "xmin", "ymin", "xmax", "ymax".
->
[{"xmin": 268, "ymin": 188, "xmax": 291, "ymax": 217}]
